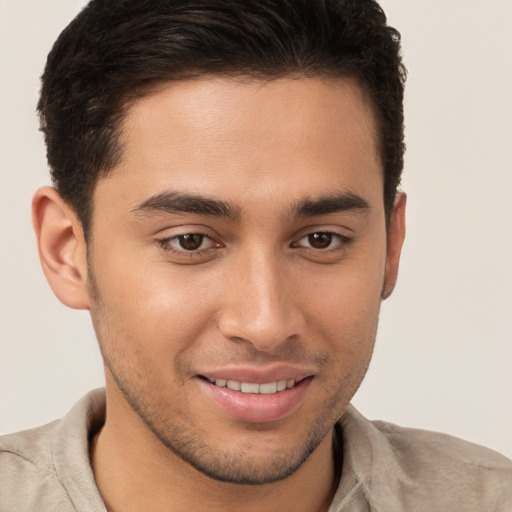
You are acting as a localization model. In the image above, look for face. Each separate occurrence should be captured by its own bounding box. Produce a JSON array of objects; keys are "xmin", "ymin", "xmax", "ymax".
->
[{"xmin": 87, "ymin": 76, "xmax": 400, "ymax": 484}]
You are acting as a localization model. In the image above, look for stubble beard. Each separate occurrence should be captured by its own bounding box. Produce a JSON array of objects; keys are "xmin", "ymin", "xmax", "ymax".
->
[
  {"xmin": 109, "ymin": 363, "xmax": 340, "ymax": 485},
  {"xmin": 98, "ymin": 338, "xmax": 345, "ymax": 485},
  {"xmin": 87, "ymin": 262, "xmax": 374, "ymax": 486}
]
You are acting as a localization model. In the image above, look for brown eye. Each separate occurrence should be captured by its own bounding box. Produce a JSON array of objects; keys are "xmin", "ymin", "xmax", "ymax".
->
[
  {"xmin": 177, "ymin": 234, "xmax": 205, "ymax": 251},
  {"xmin": 292, "ymin": 231, "xmax": 352, "ymax": 253},
  {"xmin": 157, "ymin": 231, "xmax": 221, "ymax": 261},
  {"xmin": 307, "ymin": 232, "xmax": 333, "ymax": 249}
]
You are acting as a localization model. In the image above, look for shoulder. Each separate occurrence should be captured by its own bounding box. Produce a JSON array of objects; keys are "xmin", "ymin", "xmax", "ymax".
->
[
  {"xmin": 338, "ymin": 405, "xmax": 512, "ymax": 511},
  {"xmin": 0, "ymin": 421, "xmax": 73, "ymax": 511},
  {"xmin": 1, "ymin": 420, "xmax": 56, "ymax": 471},
  {"xmin": 372, "ymin": 415, "xmax": 512, "ymax": 468},
  {"xmin": 1, "ymin": 419, "xmax": 58, "ymax": 474},
  {"xmin": 0, "ymin": 389, "xmax": 107, "ymax": 512},
  {"xmin": 376, "ymin": 419, "xmax": 512, "ymax": 508}
]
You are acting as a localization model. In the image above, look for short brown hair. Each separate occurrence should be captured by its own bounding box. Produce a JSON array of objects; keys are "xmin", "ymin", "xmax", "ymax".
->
[{"xmin": 38, "ymin": 0, "xmax": 406, "ymax": 237}]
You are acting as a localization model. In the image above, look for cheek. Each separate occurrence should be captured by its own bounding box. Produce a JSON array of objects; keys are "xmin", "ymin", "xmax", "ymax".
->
[
  {"xmin": 317, "ymin": 287, "xmax": 380, "ymax": 367},
  {"xmin": 298, "ymin": 252, "xmax": 385, "ymax": 367},
  {"xmin": 90, "ymin": 251, "xmax": 221, "ymax": 364},
  {"xmin": 315, "ymin": 286, "xmax": 381, "ymax": 409}
]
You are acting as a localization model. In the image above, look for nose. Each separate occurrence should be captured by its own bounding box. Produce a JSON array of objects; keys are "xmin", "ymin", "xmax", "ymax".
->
[{"xmin": 217, "ymin": 246, "xmax": 305, "ymax": 353}]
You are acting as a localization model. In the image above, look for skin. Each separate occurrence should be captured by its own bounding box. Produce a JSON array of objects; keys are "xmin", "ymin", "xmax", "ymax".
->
[{"xmin": 33, "ymin": 76, "xmax": 406, "ymax": 512}]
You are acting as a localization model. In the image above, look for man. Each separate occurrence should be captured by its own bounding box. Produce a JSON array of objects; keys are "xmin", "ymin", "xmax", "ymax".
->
[{"xmin": 1, "ymin": 0, "xmax": 511, "ymax": 510}]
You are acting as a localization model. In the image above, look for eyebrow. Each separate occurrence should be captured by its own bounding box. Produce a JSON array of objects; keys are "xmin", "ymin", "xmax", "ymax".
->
[
  {"xmin": 132, "ymin": 190, "xmax": 370, "ymax": 222},
  {"xmin": 132, "ymin": 191, "xmax": 241, "ymax": 220},
  {"xmin": 292, "ymin": 191, "xmax": 370, "ymax": 218}
]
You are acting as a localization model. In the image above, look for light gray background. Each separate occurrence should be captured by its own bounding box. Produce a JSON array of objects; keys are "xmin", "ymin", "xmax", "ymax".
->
[{"xmin": 1, "ymin": 1, "xmax": 511, "ymax": 458}]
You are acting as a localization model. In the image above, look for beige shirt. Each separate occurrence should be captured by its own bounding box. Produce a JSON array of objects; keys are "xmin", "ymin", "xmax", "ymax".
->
[{"xmin": 1, "ymin": 389, "xmax": 511, "ymax": 511}]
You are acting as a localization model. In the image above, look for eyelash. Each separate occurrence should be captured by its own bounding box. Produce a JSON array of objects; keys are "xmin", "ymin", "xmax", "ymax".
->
[
  {"xmin": 292, "ymin": 232, "xmax": 353, "ymax": 252},
  {"xmin": 156, "ymin": 230, "xmax": 353, "ymax": 259},
  {"xmin": 156, "ymin": 232, "xmax": 218, "ymax": 258}
]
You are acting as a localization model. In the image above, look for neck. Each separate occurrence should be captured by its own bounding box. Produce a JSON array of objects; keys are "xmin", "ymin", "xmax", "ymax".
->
[{"xmin": 91, "ymin": 386, "xmax": 340, "ymax": 512}]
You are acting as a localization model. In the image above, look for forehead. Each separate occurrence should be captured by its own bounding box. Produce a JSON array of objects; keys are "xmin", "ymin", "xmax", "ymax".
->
[{"xmin": 96, "ymin": 76, "xmax": 383, "ymax": 216}]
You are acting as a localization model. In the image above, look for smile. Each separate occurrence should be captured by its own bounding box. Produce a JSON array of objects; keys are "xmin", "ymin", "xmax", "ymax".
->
[
  {"xmin": 200, "ymin": 373, "xmax": 313, "ymax": 422},
  {"xmin": 206, "ymin": 378, "xmax": 297, "ymax": 395}
]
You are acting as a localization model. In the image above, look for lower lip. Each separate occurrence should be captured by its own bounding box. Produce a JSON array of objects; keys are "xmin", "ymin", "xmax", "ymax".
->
[{"xmin": 198, "ymin": 377, "xmax": 312, "ymax": 423}]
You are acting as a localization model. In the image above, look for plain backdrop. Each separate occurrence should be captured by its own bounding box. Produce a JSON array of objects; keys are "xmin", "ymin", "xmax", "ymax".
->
[{"xmin": 1, "ymin": 0, "xmax": 511, "ymax": 458}]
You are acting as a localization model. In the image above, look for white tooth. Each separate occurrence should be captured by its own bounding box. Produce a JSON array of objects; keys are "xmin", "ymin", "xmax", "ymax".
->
[
  {"xmin": 277, "ymin": 380, "xmax": 287, "ymax": 391},
  {"xmin": 286, "ymin": 379, "xmax": 296, "ymax": 389},
  {"xmin": 241, "ymin": 382, "xmax": 259, "ymax": 393},
  {"xmin": 227, "ymin": 380, "xmax": 241, "ymax": 391},
  {"xmin": 259, "ymin": 382, "xmax": 278, "ymax": 394},
  {"xmin": 215, "ymin": 379, "xmax": 227, "ymax": 387}
]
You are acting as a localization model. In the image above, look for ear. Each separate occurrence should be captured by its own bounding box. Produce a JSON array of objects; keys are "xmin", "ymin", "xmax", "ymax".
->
[
  {"xmin": 382, "ymin": 192, "xmax": 406, "ymax": 300},
  {"xmin": 32, "ymin": 186, "xmax": 91, "ymax": 309}
]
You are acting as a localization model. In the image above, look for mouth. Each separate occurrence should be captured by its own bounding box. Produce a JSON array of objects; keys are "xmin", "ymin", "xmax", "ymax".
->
[
  {"xmin": 202, "ymin": 377, "xmax": 302, "ymax": 395},
  {"xmin": 197, "ymin": 371, "xmax": 313, "ymax": 423}
]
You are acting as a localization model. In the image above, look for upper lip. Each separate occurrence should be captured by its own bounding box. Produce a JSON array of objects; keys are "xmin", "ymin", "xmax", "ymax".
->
[{"xmin": 199, "ymin": 364, "xmax": 315, "ymax": 384}]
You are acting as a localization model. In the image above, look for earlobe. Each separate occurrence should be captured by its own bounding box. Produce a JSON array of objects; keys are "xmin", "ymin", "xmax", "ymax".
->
[
  {"xmin": 382, "ymin": 192, "xmax": 407, "ymax": 300},
  {"xmin": 32, "ymin": 186, "xmax": 91, "ymax": 310}
]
